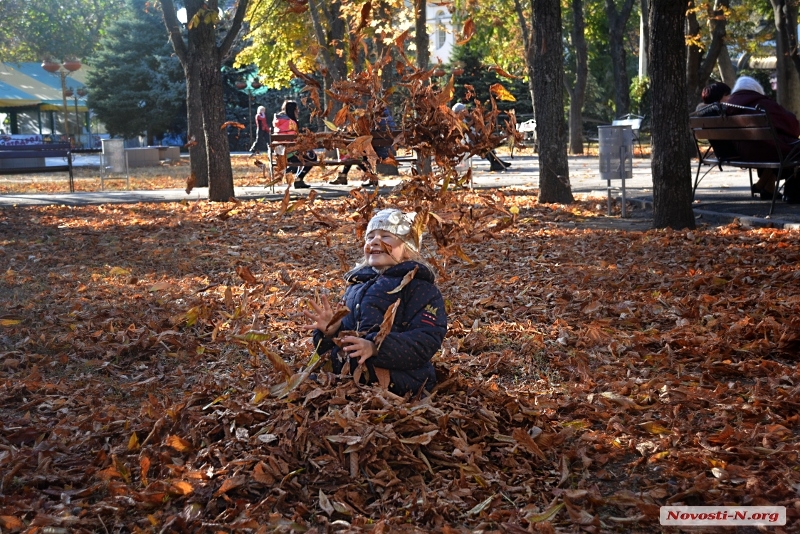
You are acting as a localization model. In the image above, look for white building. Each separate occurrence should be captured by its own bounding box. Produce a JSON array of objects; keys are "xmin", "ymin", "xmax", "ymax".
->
[{"xmin": 428, "ymin": 2, "xmax": 456, "ymax": 65}]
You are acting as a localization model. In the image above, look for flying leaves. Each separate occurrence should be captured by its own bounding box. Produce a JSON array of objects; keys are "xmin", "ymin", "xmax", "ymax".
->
[
  {"xmin": 489, "ymin": 83, "xmax": 516, "ymax": 102},
  {"xmin": 457, "ymin": 18, "xmax": 476, "ymax": 45}
]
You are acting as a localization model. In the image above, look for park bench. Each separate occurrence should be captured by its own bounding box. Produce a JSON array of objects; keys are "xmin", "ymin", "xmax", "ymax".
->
[
  {"xmin": 267, "ymin": 131, "xmax": 417, "ymax": 185},
  {"xmin": 0, "ymin": 143, "xmax": 75, "ymax": 192},
  {"xmin": 689, "ymin": 102, "xmax": 800, "ymax": 217}
]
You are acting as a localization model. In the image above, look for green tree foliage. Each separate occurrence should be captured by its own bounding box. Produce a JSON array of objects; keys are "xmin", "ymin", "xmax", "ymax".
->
[
  {"xmin": 0, "ymin": 0, "xmax": 124, "ymax": 62},
  {"xmin": 85, "ymin": 0, "xmax": 185, "ymax": 140},
  {"xmin": 235, "ymin": 1, "xmax": 317, "ymax": 88}
]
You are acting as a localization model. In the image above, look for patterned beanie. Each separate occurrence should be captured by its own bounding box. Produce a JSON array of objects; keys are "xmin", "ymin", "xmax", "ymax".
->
[
  {"xmin": 732, "ymin": 76, "xmax": 765, "ymax": 95},
  {"xmin": 366, "ymin": 209, "xmax": 421, "ymax": 252}
]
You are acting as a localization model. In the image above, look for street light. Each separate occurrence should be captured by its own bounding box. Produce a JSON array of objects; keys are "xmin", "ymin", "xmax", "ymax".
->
[
  {"xmin": 235, "ymin": 78, "xmax": 262, "ymax": 143},
  {"xmin": 42, "ymin": 59, "xmax": 81, "ymax": 143}
]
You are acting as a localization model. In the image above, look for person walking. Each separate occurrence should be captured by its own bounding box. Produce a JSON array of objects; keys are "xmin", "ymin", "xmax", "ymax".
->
[{"xmin": 249, "ymin": 106, "xmax": 270, "ymax": 156}]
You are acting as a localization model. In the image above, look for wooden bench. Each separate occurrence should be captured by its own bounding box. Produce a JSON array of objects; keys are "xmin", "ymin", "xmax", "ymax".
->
[
  {"xmin": 690, "ymin": 102, "xmax": 800, "ymax": 217},
  {"xmin": 0, "ymin": 143, "xmax": 75, "ymax": 192},
  {"xmin": 267, "ymin": 131, "xmax": 417, "ymax": 185}
]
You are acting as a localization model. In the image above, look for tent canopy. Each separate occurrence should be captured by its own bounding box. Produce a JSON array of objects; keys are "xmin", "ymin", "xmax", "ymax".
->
[{"xmin": 0, "ymin": 62, "xmax": 89, "ymax": 112}]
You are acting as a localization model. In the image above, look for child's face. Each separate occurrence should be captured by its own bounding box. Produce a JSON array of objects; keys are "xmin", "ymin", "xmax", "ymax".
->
[{"xmin": 364, "ymin": 230, "xmax": 407, "ymax": 268}]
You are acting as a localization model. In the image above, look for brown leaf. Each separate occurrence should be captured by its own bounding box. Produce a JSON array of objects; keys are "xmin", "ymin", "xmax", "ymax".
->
[
  {"xmin": 220, "ymin": 121, "xmax": 245, "ymax": 130},
  {"xmin": 387, "ymin": 266, "xmax": 417, "ymax": 294},
  {"xmin": 512, "ymin": 428, "xmax": 548, "ymax": 462},
  {"xmin": 374, "ymin": 299, "xmax": 400, "ymax": 350},
  {"xmin": 185, "ymin": 172, "xmax": 196, "ymax": 194},
  {"xmin": 325, "ymin": 306, "xmax": 351, "ymax": 332},
  {"xmin": 456, "ymin": 18, "xmax": 475, "ymax": 45},
  {"xmin": 214, "ymin": 475, "xmax": 246, "ymax": 496},
  {"xmin": 258, "ymin": 343, "xmax": 293, "ymax": 379},
  {"xmin": 489, "ymin": 83, "xmax": 516, "ymax": 102},
  {"xmin": 488, "ymin": 65, "xmax": 522, "ymax": 80},
  {"xmin": 236, "ymin": 265, "xmax": 258, "ymax": 285},
  {"xmin": 374, "ymin": 366, "xmax": 391, "ymax": 390},
  {"xmin": 166, "ymin": 435, "xmax": 192, "ymax": 453}
]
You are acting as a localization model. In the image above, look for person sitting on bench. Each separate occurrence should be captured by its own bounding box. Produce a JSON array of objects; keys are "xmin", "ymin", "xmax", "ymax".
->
[
  {"xmin": 725, "ymin": 76, "xmax": 800, "ymax": 199},
  {"xmin": 273, "ymin": 100, "xmax": 317, "ymax": 189},
  {"xmin": 452, "ymin": 102, "xmax": 511, "ymax": 172},
  {"xmin": 330, "ymin": 107, "xmax": 396, "ymax": 188}
]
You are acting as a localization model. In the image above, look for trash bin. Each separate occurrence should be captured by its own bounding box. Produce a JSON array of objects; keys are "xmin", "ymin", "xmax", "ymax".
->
[
  {"xmin": 598, "ymin": 125, "xmax": 633, "ymax": 217},
  {"xmin": 101, "ymin": 139, "xmax": 129, "ymax": 190}
]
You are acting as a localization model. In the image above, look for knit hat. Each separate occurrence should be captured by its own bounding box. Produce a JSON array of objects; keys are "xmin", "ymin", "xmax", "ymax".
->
[
  {"xmin": 732, "ymin": 76, "xmax": 765, "ymax": 95},
  {"xmin": 452, "ymin": 102, "xmax": 466, "ymax": 113},
  {"xmin": 366, "ymin": 209, "xmax": 421, "ymax": 252}
]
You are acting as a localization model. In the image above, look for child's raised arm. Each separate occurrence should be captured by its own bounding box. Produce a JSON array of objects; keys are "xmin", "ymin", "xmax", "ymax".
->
[{"xmin": 302, "ymin": 294, "xmax": 343, "ymax": 337}]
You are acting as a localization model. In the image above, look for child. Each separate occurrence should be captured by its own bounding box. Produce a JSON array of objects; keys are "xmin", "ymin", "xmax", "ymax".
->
[{"xmin": 303, "ymin": 208, "xmax": 448, "ymax": 395}]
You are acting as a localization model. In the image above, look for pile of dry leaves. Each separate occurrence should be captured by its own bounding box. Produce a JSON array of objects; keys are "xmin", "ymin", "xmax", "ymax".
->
[{"xmin": 1, "ymin": 186, "xmax": 798, "ymax": 532}]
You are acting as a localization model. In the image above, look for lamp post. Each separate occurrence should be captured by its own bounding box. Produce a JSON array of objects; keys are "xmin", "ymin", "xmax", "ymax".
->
[
  {"xmin": 76, "ymin": 88, "xmax": 88, "ymax": 147},
  {"xmin": 236, "ymin": 78, "xmax": 262, "ymax": 143},
  {"xmin": 42, "ymin": 59, "xmax": 81, "ymax": 143}
]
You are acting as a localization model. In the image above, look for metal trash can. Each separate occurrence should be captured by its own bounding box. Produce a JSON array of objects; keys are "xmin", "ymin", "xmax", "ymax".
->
[
  {"xmin": 101, "ymin": 139, "xmax": 129, "ymax": 190},
  {"xmin": 598, "ymin": 125, "xmax": 633, "ymax": 217}
]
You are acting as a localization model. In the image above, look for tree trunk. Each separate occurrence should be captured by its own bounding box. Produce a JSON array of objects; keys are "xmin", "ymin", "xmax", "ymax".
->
[
  {"xmin": 162, "ymin": 0, "xmax": 247, "ymax": 201},
  {"xmin": 567, "ymin": 0, "xmax": 587, "ymax": 155},
  {"xmin": 771, "ymin": 0, "xmax": 800, "ymax": 115},
  {"xmin": 687, "ymin": 0, "xmax": 729, "ymax": 110},
  {"xmin": 648, "ymin": 0, "xmax": 694, "ymax": 230},
  {"xmin": 415, "ymin": 0, "xmax": 432, "ymax": 175},
  {"xmin": 533, "ymin": 0, "xmax": 573, "ymax": 204},
  {"xmin": 605, "ymin": 0, "xmax": 634, "ymax": 117},
  {"xmin": 415, "ymin": 0, "xmax": 429, "ymax": 71},
  {"xmin": 186, "ymin": 64, "xmax": 207, "ymax": 188},
  {"xmin": 512, "ymin": 0, "xmax": 536, "ymax": 120},
  {"xmin": 716, "ymin": 44, "xmax": 737, "ymax": 86}
]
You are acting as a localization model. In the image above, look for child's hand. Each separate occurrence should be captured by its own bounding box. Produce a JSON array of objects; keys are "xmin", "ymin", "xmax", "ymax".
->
[
  {"xmin": 302, "ymin": 294, "xmax": 342, "ymax": 336},
  {"xmin": 340, "ymin": 336, "xmax": 377, "ymax": 365}
]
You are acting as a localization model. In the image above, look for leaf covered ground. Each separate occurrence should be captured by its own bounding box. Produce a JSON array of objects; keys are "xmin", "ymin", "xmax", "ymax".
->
[{"xmin": 1, "ymin": 186, "xmax": 798, "ymax": 534}]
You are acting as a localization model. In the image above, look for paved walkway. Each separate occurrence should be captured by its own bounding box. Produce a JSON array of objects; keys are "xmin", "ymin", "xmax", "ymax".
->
[{"xmin": 2, "ymin": 154, "xmax": 799, "ymax": 230}]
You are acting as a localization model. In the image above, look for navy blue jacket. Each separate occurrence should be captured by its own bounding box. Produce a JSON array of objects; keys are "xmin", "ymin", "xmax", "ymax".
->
[{"xmin": 313, "ymin": 261, "xmax": 447, "ymax": 395}]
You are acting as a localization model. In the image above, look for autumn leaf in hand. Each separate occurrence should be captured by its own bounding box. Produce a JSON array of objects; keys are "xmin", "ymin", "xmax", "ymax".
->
[
  {"xmin": 332, "ymin": 330, "xmax": 361, "ymax": 348},
  {"xmin": 374, "ymin": 300, "xmax": 400, "ymax": 350},
  {"xmin": 325, "ymin": 306, "xmax": 351, "ymax": 333}
]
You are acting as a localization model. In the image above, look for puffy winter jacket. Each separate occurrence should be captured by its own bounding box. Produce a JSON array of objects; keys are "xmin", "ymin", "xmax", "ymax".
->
[
  {"xmin": 313, "ymin": 261, "xmax": 447, "ymax": 395},
  {"xmin": 273, "ymin": 113, "xmax": 297, "ymax": 134}
]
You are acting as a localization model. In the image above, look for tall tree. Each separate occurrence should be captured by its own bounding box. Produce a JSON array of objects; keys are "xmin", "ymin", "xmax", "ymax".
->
[
  {"xmin": 565, "ymin": 0, "xmax": 588, "ymax": 154},
  {"xmin": 162, "ymin": 0, "xmax": 249, "ymax": 201},
  {"xmin": 686, "ymin": 0, "xmax": 730, "ymax": 110},
  {"xmin": 0, "ymin": 0, "xmax": 123, "ymax": 62},
  {"xmin": 512, "ymin": 0, "xmax": 536, "ymax": 120},
  {"xmin": 605, "ymin": 0, "xmax": 634, "ymax": 117},
  {"xmin": 648, "ymin": 0, "xmax": 694, "ymax": 229},
  {"xmin": 769, "ymin": 0, "xmax": 800, "ymax": 115},
  {"xmin": 533, "ymin": 0, "xmax": 573, "ymax": 204},
  {"xmin": 87, "ymin": 0, "xmax": 185, "ymax": 140}
]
